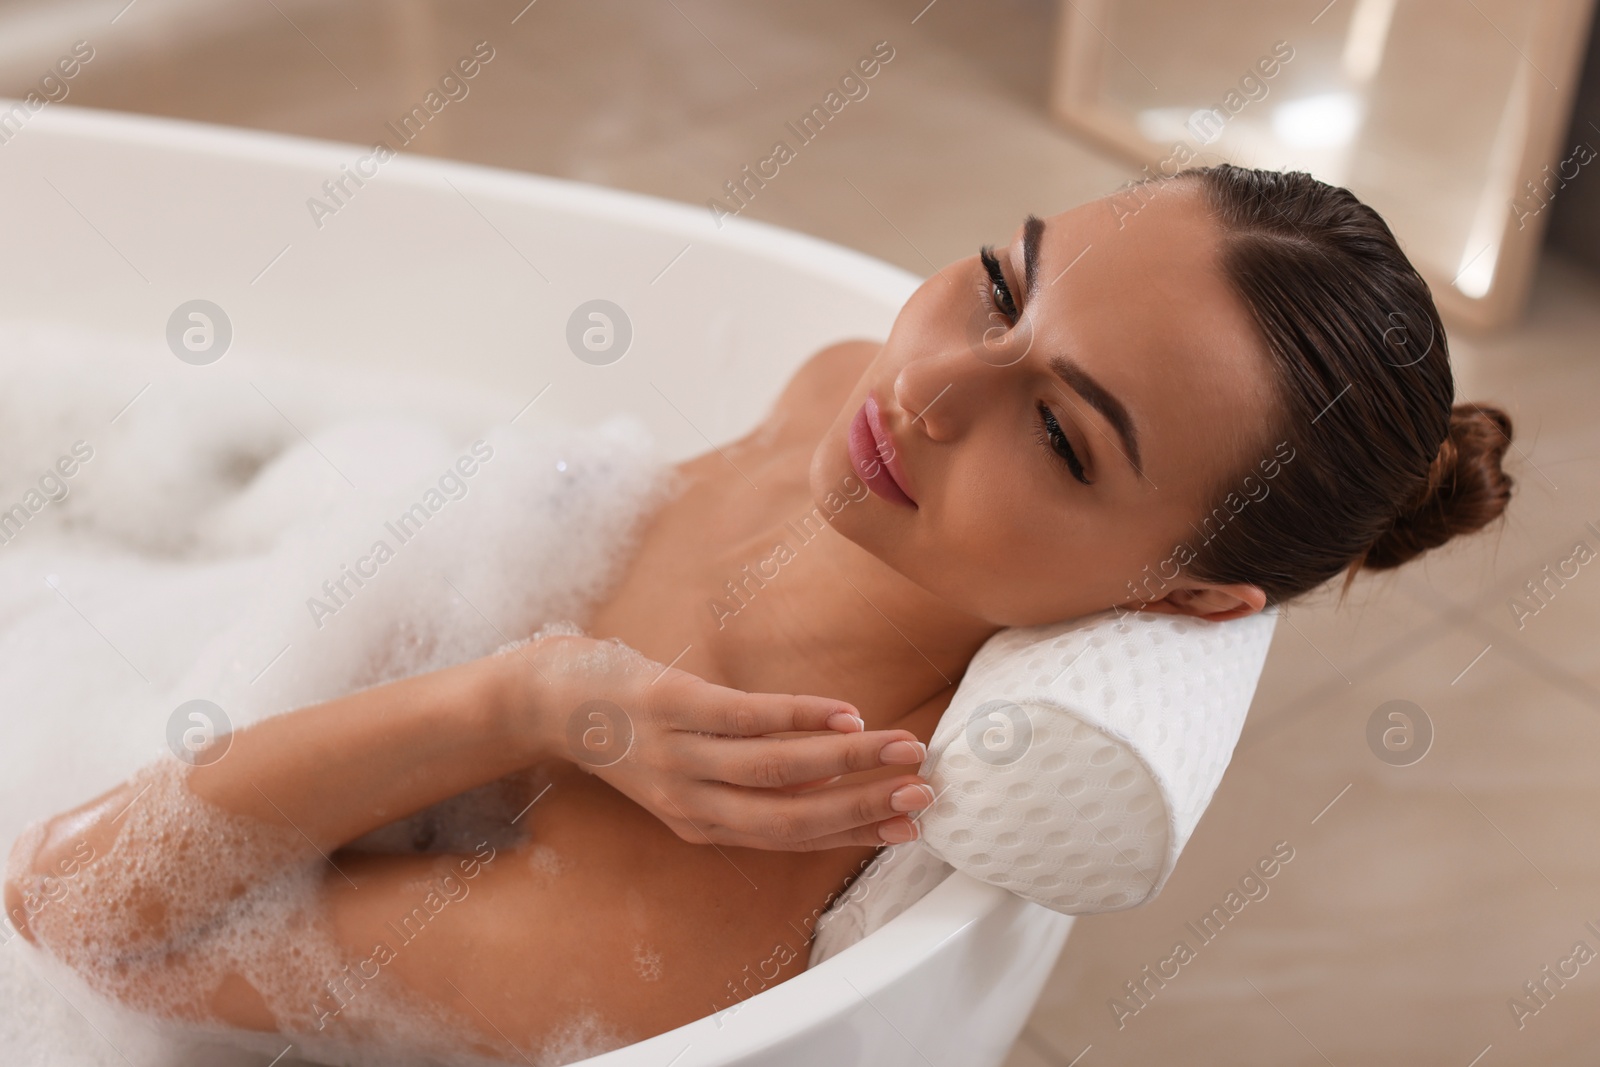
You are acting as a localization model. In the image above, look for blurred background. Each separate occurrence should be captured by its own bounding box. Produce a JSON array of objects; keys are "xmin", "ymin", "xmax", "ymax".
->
[{"xmin": 1, "ymin": 0, "xmax": 1598, "ymax": 1063}]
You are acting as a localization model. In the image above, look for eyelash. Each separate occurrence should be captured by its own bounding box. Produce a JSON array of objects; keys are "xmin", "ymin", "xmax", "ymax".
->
[
  {"xmin": 978, "ymin": 245, "xmax": 1019, "ymax": 323},
  {"xmin": 1035, "ymin": 401, "xmax": 1092, "ymax": 485}
]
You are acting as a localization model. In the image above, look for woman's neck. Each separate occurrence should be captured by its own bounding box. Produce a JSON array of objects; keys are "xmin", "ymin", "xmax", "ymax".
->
[{"xmin": 693, "ymin": 515, "xmax": 1000, "ymax": 727}]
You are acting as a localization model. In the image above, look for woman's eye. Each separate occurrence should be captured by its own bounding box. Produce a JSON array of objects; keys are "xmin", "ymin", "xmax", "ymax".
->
[
  {"xmin": 979, "ymin": 246, "xmax": 1019, "ymax": 322},
  {"xmin": 1036, "ymin": 402, "xmax": 1091, "ymax": 485}
]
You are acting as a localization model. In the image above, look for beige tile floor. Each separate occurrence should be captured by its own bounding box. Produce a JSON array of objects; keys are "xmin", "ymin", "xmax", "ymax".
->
[{"xmin": 4, "ymin": 0, "xmax": 1596, "ymax": 1062}]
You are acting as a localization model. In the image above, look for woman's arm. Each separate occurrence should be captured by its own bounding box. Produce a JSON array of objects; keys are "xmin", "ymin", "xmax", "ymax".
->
[
  {"xmin": 188, "ymin": 653, "xmax": 531, "ymax": 856},
  {"xmin": 4, "ymin": 633, "xmax": 929, "ymax": 952},
  {"xmin": 1, "ymin": 633, "xmax": 932, "ymax": 1053},
  {"xmin": 3, "ymin": 652, "xmax": 531, "ymax": 969}
]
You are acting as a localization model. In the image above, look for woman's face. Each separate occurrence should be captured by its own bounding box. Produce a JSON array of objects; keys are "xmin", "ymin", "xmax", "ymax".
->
[{"xmin": 810, "ymin": 180, "xmax": 1277, "ymax": 627}]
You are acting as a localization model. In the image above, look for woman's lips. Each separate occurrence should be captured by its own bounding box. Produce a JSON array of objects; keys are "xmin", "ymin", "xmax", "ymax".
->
[{"xmin": 848, "ymin": 393, "xmax": 917, "ymax": 508}]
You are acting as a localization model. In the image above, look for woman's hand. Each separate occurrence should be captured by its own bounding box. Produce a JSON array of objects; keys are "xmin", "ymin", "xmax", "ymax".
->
[{"xmin": 496, "ymin": 631, "xmax": 936, "ymax": 852}]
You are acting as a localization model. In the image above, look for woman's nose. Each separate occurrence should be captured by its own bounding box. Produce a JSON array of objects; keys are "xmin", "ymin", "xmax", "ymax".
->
[{"xmin": 893, "ymin": 325, "xmax": 1029, "ymax": 442}]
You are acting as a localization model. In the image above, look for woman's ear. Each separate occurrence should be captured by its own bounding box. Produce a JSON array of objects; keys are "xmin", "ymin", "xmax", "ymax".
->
[{"xmin": 1129, "ymin": 583, "xmax": 1267, "ymax": 622}]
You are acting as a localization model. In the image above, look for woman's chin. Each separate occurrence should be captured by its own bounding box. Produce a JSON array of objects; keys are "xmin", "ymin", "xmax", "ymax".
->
[{"xmin": 806, "ymin": 429, "xmax": 850, "ymax": 501}]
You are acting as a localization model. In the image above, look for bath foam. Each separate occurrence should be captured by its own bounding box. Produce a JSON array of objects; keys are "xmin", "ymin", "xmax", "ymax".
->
[
  {"xmin": 510, "ymin": 619, "xmax": 660, "ymax": 679},
  {"xmin": 1, "ymin": 324, "xmax": 676, "ymax": 1066},
  {"xmin": 0, "ymin": 319, "xmax": 509, "ymax": 561},
  {"xmin": 6, "ymin": 756, "xmax": 626, "ymax": 1067},
  {"xmin": 171, "ymin": 414, "xmax": 677, "ymax": 732},
  {"xmin": 6, "ymin": 755, "xmax": 627, "ymax": 1067},
  {"xmin": 527, "ymin": 843, "xmax": 574, "ymax": 880},
  {"xmin": 6, "ymin": 607, "xmax": 656, "ymax": 1067},
  {"xmin": 161, "ymin": 420, "xmax": 668, "ymax": 1065}
]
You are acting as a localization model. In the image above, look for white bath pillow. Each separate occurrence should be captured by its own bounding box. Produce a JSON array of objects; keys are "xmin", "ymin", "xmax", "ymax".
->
[{"xmin": 810, "ymin": 607, "xmax": 1276, "ymax": 966}]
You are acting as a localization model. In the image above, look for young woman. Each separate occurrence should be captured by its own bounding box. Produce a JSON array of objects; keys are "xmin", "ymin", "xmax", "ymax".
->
[{"xmin": 4, "ymin": 165, "xmax": 1514, "ymax": 1064}]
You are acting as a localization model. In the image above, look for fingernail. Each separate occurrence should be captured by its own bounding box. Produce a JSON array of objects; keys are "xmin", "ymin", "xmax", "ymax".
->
[
  {"xmin": 890, "ymin": 784, "xmax": 935, "ymax": 812},
  {"xmin": 879, "ymin": 740, "xmax": 927, "ymax": 765},
  {"xmin": 827, "ymin": 710, "xmax": 866, "ymax": 732},
  {"xmin": 878, "ymin": 818, "xmax": 918, "ymax": 843}
]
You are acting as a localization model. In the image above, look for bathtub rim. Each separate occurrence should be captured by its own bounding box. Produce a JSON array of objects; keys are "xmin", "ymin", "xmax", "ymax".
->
[{"xmin": 6, "ymin": 98, "xmax": 927, "ymax": 322}]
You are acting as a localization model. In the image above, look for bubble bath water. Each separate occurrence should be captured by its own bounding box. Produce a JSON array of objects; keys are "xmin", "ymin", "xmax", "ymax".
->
[{"xmin": 0, "ymin": 322, "xmax": 681, "ymax": 1066}]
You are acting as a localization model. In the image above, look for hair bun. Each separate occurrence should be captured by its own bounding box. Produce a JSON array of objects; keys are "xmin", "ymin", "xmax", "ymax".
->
[{"xmin": 1362, "ymin": 403, "xmax": 1515, "ymax": 570}]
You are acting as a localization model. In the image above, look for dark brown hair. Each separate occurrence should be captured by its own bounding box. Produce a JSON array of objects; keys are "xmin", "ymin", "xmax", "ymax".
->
[{"xmin": 1171, "ymin": 164, "xmax": 1514, "ymax": 606}]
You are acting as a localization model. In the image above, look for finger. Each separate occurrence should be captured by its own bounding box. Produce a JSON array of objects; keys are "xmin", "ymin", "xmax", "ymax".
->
[
  {"xmin": 696, "ymin": 774, "xmax": 938, "ymax": 846},
  {"xmin": 686, "ymin": 729, "xmax": 927, "ymax": 788},
  {"xmin": 714, "ymin": 814, "xmax": 927, "ymax": 853},
  {"xmin": 786, "ymin": 816, "xmax": 924, "ymax": 852},
  {"xmin": 826, "ymin": 711, "xmax": 867, "ymax": 733},
  {"xmin": 771, "ymin": 774, "xmax": 842, "ymax": 795},
  {"xmin": 658, "ymin": 681, "xmax": 861, "ymax": 737}
]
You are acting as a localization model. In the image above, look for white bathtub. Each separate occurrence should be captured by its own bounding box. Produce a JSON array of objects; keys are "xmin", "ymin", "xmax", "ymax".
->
[{"xmin": 0, "ymin": 105, "xmax": 1074, "ymax": 1066}]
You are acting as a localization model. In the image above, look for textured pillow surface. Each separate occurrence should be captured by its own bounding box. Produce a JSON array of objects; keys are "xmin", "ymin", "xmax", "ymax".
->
[{"xmin": 809, "ymin": 608, "xmax": 1277, "ymax": 966}]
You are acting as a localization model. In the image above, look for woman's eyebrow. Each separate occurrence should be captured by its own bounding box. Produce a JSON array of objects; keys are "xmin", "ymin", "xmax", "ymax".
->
[
  {"xmin": 1048, "ymin": 354, "xmax": 1144, "ymax": 476},
  {"xmin": 1022, "ymin": 213, "xmax": 1044, "ymax": 303},
  {"xmin": 1020, "ymin": 214, "xmax": 1145, "ymax": 477}
]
